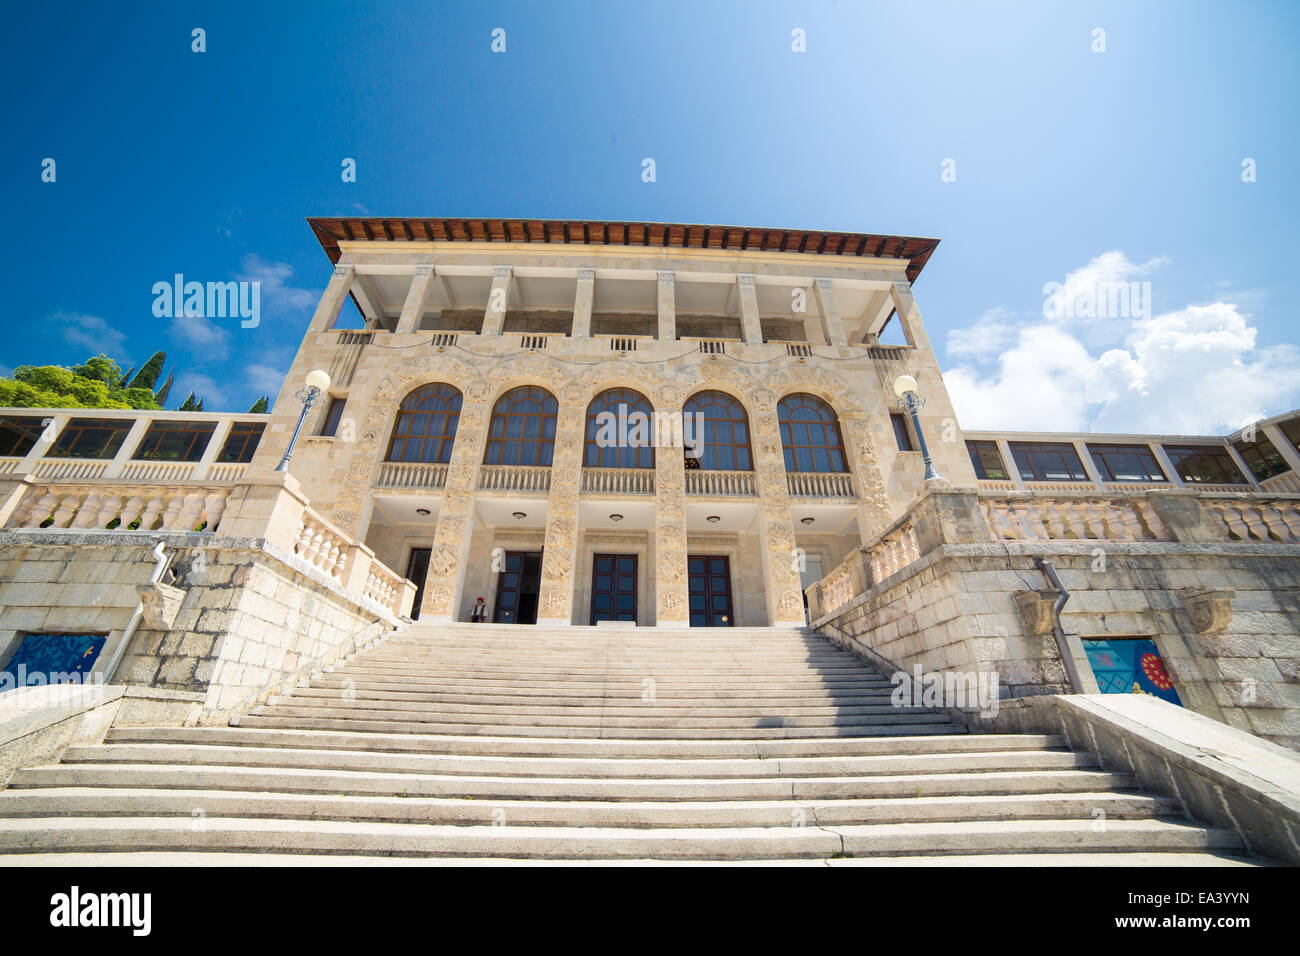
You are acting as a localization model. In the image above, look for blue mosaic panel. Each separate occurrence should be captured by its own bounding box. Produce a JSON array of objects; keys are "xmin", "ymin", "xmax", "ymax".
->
[
  {"xmin": 1082, "ymin": 638, "xmax": 1182, "ymax": 705},
  {"xmin": 0, "ymin": 634, "xmax": 106, "ymax": 691}
]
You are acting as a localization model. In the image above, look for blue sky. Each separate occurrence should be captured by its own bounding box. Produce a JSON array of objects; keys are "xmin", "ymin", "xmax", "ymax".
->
[{"xmin": 3, "ymin": 0, "xmax": 1298, "ymax": 432}]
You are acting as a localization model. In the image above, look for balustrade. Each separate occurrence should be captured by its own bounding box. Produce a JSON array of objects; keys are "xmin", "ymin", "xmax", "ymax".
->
[{"xmin": 685, "ymin": 469, "xmax": 756, "ymax": 497}]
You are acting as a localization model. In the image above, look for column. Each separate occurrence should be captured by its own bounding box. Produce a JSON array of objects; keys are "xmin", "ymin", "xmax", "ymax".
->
[
  {"xmin": 813, "ymin": 278, "xmax": 848, "ymax": 347},
  {"xmin": 737, "ymin": 275, "xmax": 762, "ymax": 344},
  {"xmin": 750, "ymin": 396, "xmax": 811, "ymax": 625},
  {"xmin": 192, "ymin": 417, "xmax": 235, "ymax": 480},
  {"xmin": 419, "ymin": 391, "xmax": 493, "ymax": 622},
  {"xmin": 536, "ymin": 384, "xmax": 587, "ymax": 625},
  {"xmin": 1225, "ymin": 443, "xmax": 1262, "ymax": 488},
  {"xmin": 571, "ymin": 269, "xmax": 595, "ymax": 338},
  {"xmin": 653, "ymin": 389, "xmax": 689, "ymax": 625},
  {"xmin": 1073, "ymin": 439, "xmax": 1105, "ymax": 489},
  {"xmin": 1149, "ymin": 443, "xmax": 1186, "ymax": 487},
  {"xmin": 888, "ymin": 280, "xmax": 934, "ymax": 351},
  {"xmin": 1262, "ymin": 423, "xmax": 1300, "ymax": 475},
  {"xmin": 996, "ymin": 438, "xmax": 1026, "ymax": 489},
  {"xmin": 15, "ymin": 413, "xmax": 70, "ymax": 474},
  {"xmin": 308, "ymin": 264, "xmax": 356, "ymax": 332},
  {"xmin": 657, "ymin": 272, "xmax": 676, "ymax": 341},
  {"xmin": 838, "ymin": 413, "xmax": 895, "ymax": 546},
  {"xmin": 482, "ymin": 266, "xmax": 512, "ymax": 335},
  {"xmin": 101, "ymin": 418, "xmax": 152, "ymax": 479},
  {"xmin": 395, "ymin": 265, "xmax": 434, "ymax": 334}
]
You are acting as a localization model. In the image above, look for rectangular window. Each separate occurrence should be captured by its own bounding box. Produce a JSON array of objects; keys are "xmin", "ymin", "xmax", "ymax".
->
[
  {"xmin": 1008, "ymin": 441, "xmax": 1089, "ymax": 482},
  {"xmin": 1162, "ymin": 444, "xmax": 1249, "ymax": 484},
  {"xmin": 47, "ymin": 418, "xmax": 133, "ymax": 459},
  {"xmin": 217, "ymin": 421, "xmax": 265, "ymax": 463},
  {"xmin": 1280, "ymin": 418, "xmax": 1300, "ymax": 455},
  {"xmin": 320, "ymin": 397, "xmax": 346, "ymax": 438},
  {"xmin": 132, "ymin": 420, "xmax": 216, "ymax": 462},
  {"xmin": 0, "ymin": 415, "xmax": 47, "ymax": 457},
  {"xmin": 890, "ymin": 413, "xmax": 914, "ymax": 452},
  {"xmin": 1232, "ymin": 435, "xmax": 1290, "ymax": 481},
  {"xmin": 1088, "ymin": 443, "xmax": 1167, "ymax": 482},
  {"xmin": 966, "ymin": 440, "xmax": 1008, "ymax": 480}
]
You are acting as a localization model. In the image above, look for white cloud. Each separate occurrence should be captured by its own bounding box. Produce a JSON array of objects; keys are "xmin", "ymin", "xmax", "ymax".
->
[
  {"xmin": 945, "ymin": 254, "xmax": 1300, "ymax": 435},
  {"xmin": 172, "ymin": 373, "xmax": 227, "ymax": 411},
  {"xmin": 237, "ymin": 254, "xmax": 316, "ymax": 315},
  {"xmin": 168, "ymin": 312, "xmax": 230, "ymax": 359},
  {"xmin": 244, "ymin": 362, "xmax": 287, "ymax": 400},
  {"xmin": 50, "ymin": 311, "xmax": 128, "ymax": 358}
]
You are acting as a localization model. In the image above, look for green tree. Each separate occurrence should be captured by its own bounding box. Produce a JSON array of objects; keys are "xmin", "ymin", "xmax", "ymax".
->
[
  {"xmin": 154, "ymin": 372, "xmax": 174, "ymax": 406},
  {"xmin": 247, "ymin": 395, "xmax": 269, "ymax": 413},
  {"xmin": 0, "ymin": 355, "xmax": 162, "ymax": 411},
  {"xmin": 178, "ymin": 391, "xmax": 199, "ymax": 411},
  {"xmin": 127, "ymin": 351, "xmax": 166, "ymax": 391}
]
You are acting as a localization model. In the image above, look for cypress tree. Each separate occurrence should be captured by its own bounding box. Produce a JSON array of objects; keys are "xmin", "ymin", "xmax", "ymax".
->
[
  {"xmin": 178, "ymin": 391, "xmax": 198, "ymax": 411},
  {"xmin": 154, "ymin": 371, "xmax": 174, "ymax": 406},
  {"xmin": 127, "ymin": 351, "xmax": 166, "ymax": 391},
  {"xmin": 248, "ymin": 395, "xmax": 269, "ymax": 413}
]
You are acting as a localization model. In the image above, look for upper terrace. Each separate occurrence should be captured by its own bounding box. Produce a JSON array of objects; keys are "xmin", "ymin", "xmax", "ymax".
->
[{"xmin": 302, "ymin": 217, "xmax": 941, "ymax": 350}]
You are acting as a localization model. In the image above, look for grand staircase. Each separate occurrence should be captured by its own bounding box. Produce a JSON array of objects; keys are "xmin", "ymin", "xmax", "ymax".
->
[{"xmin": 0, "ymin": 623, "xmax": 1260, "ymax": 864}]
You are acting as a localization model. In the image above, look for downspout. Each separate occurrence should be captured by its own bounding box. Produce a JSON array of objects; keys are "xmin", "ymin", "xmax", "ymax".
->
[
  {"xmin": 1035, "ymin": 557, "xmax": 1085, "ymax": 693},
  {"xmin": 103, "ymin": 540, "xmax": 171, "ymax": 684}
]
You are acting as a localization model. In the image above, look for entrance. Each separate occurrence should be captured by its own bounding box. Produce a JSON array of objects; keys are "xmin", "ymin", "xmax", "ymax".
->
[
  {"xmin": 494, "ymin": 551, "xmax": 542, "ymax": 624},
  {"xmin": 688, "ymin": 554, "xmax": 734, "ymax": 627},
  {"xmin": 590, "ymin": 553, "xmax": 637, "ymax": 625},
  {"xmin": 405, "ymin": 547, "xmax": 430, "ymax": 621}
]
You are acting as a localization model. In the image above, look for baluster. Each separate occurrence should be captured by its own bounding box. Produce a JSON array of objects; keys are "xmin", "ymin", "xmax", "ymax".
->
[
  {"xmin": 178, "ymin": 493, "xmax": 205, "ymax": 531},
  {"xmin": 1022, "ymin": 501, "xmax": 1051, "ymax": 538},
  {"xmin": 1258, "ymin": 504, "xmax": 1293, "ymax": 542},
  {"xmin": 95, "ymin": 494, "xmax": 124, "ymax": 529},
  {"xmin": 202, "ymin": 493, "xmax": 228, "ymax": 531},
  {"xmin": 1214, "ymin": 502, "xmax": 1249, "ymax": 540},
  {"xmin": 120, "ymin": 495, "xmax": 147, "ymax": 530},
  {"xmin": 1239, "ymin": 505, "xmax": 1269, "ymax": 541},
  {"xmin": 152, "ymin": 495, "xmax": 180, "ymax": 531},
  {"xmin": 50, "ymin": 492, "xmax": 81, "ymax": 528},
  {"xmin": 1080, "ymin": 499, "xmax": 1107, "ymax": 538},
  {"xmin": 69, "ymin": 493, "xmax": 102, "ymax": 529}
]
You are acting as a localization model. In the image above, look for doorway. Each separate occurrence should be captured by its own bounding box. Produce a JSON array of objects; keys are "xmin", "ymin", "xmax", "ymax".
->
[
  {"xmin": 688, "ymin": 554, "xmax": 734, "ymax": 627},
  {"xmin": 494, "ymin": 550, "xmax": 542, "ymax": 624},
  {"xmin": 590, "ymin": 553, "xmax": 638, "ymax": 625},
  {"xmin": 405, "ymin": 547, "xmax": 431, "ymax": 621}
]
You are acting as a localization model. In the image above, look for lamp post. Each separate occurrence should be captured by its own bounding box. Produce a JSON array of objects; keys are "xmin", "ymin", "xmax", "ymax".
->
[
  {"xmin": 892, "ymin": 374, "xmax": 943, "ymax": 482},
  {"xmin": 275, "ymin": 369, "xmax": 331, "ymax": 473}
]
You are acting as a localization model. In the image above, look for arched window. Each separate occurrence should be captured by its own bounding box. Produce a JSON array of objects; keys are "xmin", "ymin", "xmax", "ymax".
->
[
  {"xmin": 683, "ymin": 390, "xmax": 752, "ymax": 471},
  {"xmin": 585, "ymin": 388, "xmax": 655, "ymax": 468},
  {"xmin": 386, "ymin": 383, "xmax": 463, "ymax": 463},
  {"xmin": 483, "ymin": 385, "xmax": 558, "ymax": 466},
  {"xmin": 778, "ymin": 393, "xmax": 848, "ymax": 473}
]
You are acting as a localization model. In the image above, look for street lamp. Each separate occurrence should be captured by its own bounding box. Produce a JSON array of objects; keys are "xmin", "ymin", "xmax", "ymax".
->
[
  {"xmin": 892, "ymin": 374, "xmax": 943, "ymax": 482},
  {"xmin": 275, "ymin": 369, "xmax": 331, "ymax": 472}
]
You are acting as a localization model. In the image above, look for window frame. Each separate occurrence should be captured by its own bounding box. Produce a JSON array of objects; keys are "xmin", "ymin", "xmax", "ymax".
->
[
  {"xmin": 217, "ymin": 421, "xmax": 265, "ymax": 464},
  {"xmin": 386, "ymin": 383, "xmax": 464, "ymax": 464},
  {"xmin": 965, "ymin": 440, "xmax": 1007, "ymax": 480},
  {"xmin": 1007, "ymin": 441, "xmax": 1090, "ymax": 482},
  {"xmin": 1162, "ymin": 444, "xmax": 1249, "ymax": 485},
  {"xmin": 777, "ymin": 394, "xmax": 848, "ymax": 473},
  {"xmin": 584, "ymin": 388, "xmax": 655, "ymax": 469},
  {"xmin": 46, "ymin": 418, "xmax": 134, "ymax": 460},
  {"xmin": 1087, "ymin": 443, "xmax": 1168, "ymax": 483},
  {"xmin": 132, "ymin": 420, "xmax": 217, "ymax": 462},
  {"xmin": 683, "ymin": 390, "xmax": 753, "ymax": 472},
  {"xmin": 482, "ymin": 385, "xmax": 558, "ymax": 467}
]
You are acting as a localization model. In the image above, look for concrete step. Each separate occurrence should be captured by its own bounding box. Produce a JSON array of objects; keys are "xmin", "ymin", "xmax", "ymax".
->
[
  {"xmin": 232, "ymin": 714, "xmax": 968, "ymax": 738},
  {"xmin": 11, "ymin": 764, "xmax": 1121, "ymax": 801},
  {"xmin": 103, "ymin": 727, "xmax": 1063, "ymax": 759},
  {"xmin": 263, "ymin": 696, "xmax": 936, "ymax": 719},
  {"xmin": 0, "ymin": 816, "xmax": 1243, "ymax": 859},
  {"xmin": 304, "ymin": 679, "xmax": 899, "ymax": 701},
  {"xmin": 0, "ymin": 787, "xmax": 1178, "ymax": 827},
  {"xmin": 53, "ymin": 742, "xmax": 1101, "ymax": 778},
  {"xmin": 307, "ymin": 674, "xmax": 898, "ymax": 691},
  {"xmin": 291, "ymin": 688, "xmax": 906, "ymax": 709}
]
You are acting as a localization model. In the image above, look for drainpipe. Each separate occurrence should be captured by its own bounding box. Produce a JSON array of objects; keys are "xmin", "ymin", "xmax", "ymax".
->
[
  {"xmin": 103, "ymin": 540, "xmax": 172, "ymax": 684},
  {"xmin": 1035, "ymin": 557, "xmax": 1085, "ymax": 693}
]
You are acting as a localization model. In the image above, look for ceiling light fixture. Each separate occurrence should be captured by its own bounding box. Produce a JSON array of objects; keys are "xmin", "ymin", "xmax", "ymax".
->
[
  {"xmin": 415, "ymin": 508, "xmax": 431, "ymax": 516},
  {"xmin": 512, "ymin": 512, "xmax": 526, "ymax": 520},
  {"xmin": 706, "ymin": 515, "xmax": 721, "ymax": 524},
  {"xmin": 609, "ymin": 514, "xmax": 623, "ymax": 522},
  {"xmin": 800, "ymin": 517, "xmax": 814, "ymax": 525}
]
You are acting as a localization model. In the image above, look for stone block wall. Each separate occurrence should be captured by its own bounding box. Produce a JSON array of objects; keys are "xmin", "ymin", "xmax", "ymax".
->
[{"xmin": 0, "ymin": 531, "xmax": 397, "ymax": 726}]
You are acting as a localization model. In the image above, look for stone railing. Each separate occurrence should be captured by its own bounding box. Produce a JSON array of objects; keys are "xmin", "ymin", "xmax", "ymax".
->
[
  {"xmin": 376, "ymin": 461, "xmax": 449, "ymax": 490},
  {"xmin": 982, "ymin": 495, "xmax": 1172, "ymax": 542},
  {"xmin": 0, "ymin": 456, "xmax": 22, "ymax": 476},
  {"xmin": 1261, "ymin": 471, "xmax": 1300, "ymax": 494},
  {"xmin": 685, "ymin": 469, "xmax": 757, "ymax": 497},
  {"xmin": 807, "ymin": 515, "xmax": 921, "ymax": 620},
  {"xmin": 1202, "ymin": 498, "xmax": 1300, "ymax": 542},
  {"xmin": 120, "ymin": 460, "xmax": 199, "ymax": 483},
  {"xmin": 292, "ymin": 507, "xmax": 351, "ymax": 582},
  {"xmin": 582, "ymin": 467, "xmax": 655, "ymax": 495},
  {"xmin": 866, "ymin": 520, "xmax": 921, "ymax": 583},
  {"xmin": 477, "ymin": 464, "xmax": 552, "ymax": 494},
  {"xmin": 787, "ymin": 471, "xmax": 854, "ymax": 498},
  {"xmin": 7, "ymin": 484, "xmax": 234, "ymax": 533},
  {"xmin": 30, "ymin": 459, "xmax": 110, "ymax": 481},
  {"xmin": 364, "ymin": 561, "xmax": 403, "ymax": 610}
]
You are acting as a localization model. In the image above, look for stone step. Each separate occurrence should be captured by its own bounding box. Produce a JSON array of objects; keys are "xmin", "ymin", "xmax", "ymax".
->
[
  {"xmin": 292, "ymin": 687, "xmax": 905, "ymax": 708},
  {"xmin": 54, "ymin": 742, "xmax": 1100, "ymax": 779},
  {"xmin": 250, "ymin": 703, "xmax": 958, "ymax": 730},
  {"xmin": 12, "ymin": 764, "xmax": 1121, "ymax": 801},
  {"xmin": 266, "ymin": 696, "xmax": 935, "ymax": 719},
  {"xmin": 0, "ymin": 788, "xmax": 1178, "ymax": 827},
  {"xmin": 233, "ymin": 714, "xmax": 967, "ymax": 738},
  {"xmin": 308, "ymin": 674, "xmax": 897, "ymax": 691},
  {"xmin": 0, "ymin": 816, "xmax": 1242, "ymax": 859},
  {"xmin": 103, "ymin": 727, "xmax": 1063, "ymax": 759},
  {"xmin": 334, "ymin": 664, "xmax": 881, "ymax": 680},
  {"xmin": 0, "ymin": 850, "xmax": 1266, "ymax": 867}
]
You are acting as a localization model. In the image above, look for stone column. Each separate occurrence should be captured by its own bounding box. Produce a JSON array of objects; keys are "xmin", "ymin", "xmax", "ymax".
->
[
  {"xmin": 15, "ymin": 413, "xmax": 70, "ymax": 474},
  {"xmin": 192, "ymin": 418, "xmax": 235, "ymax": 480},
  {"xmin": 657, "ymin": 272, "xmax": 676, "ymax": 341},
  {"xmin": 837, "ymin": 413, "xmax": 894, "ymax": 546},
  {"xmin": 1073, "ymin": 439, "xmax": 1105, "ymax": 489},
  {"xmin": 418, "ymin": 387, "xmax": 493, "ymax": 622},
  {"xmin": 813, "ymin": 278, "xmax": 849, "ymax": 347},
  {"xmin": 888, "ymin": 280, "xmax": 933, "ymax": 351},
  {"xmin": 750, "ymin": 391, "xmax": 812, "ymax": 625},
  {"xmin": 996, "ymin": 438, "xmax": 1026, "ymax": 489},
  {"xmin": 102, "ymin": 418, "xmax": 152, "ymax": 479},
  {"xmin": 652, "ymin": 388, "xmax": 689, "ymax": 625},
  {"xmin": 571, "ymin": 269, "xmax": 595, "ymax": 339},
  {"xmin": 536, "ymin": 382, "xmax": 587, "ymax": 625},
  {"xmin": 395, "ymin": 265, "xmax": 434, "ymax": 334},
  {"xmin": 482, "ymin": 266, "xmax": 512, "ymax": 336},
  {"xmin": 308, "ymin": 264, "xmax": 356, "ymax": 333},
  {"xmin": 737, "ymin": 274, "xmax": 763, "ymax": 344}
]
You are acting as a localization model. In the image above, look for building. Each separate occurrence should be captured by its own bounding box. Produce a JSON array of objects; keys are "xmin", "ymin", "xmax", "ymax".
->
[{"xmin": 1, "ymin": 218, "xmax": 1298, "ymax": 747}]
